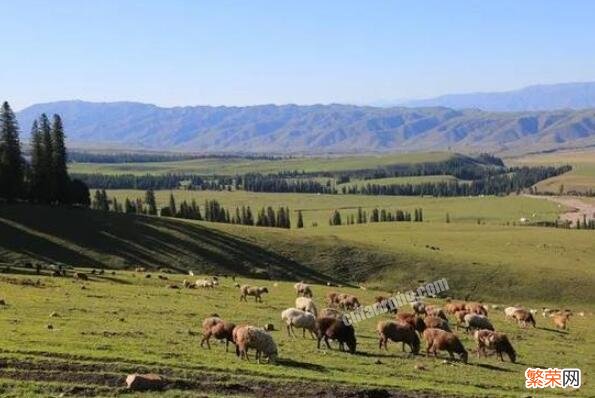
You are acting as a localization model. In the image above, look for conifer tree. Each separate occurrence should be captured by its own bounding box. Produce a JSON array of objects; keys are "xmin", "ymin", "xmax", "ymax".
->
[
  {"xmin": 0, "ymin": 102, "xmax": 24, "ymax": 200},
  {"xmin": 168, "ymin": 193, "xmax": 177, "ymax": 216},
  {"xmin": 145, "ymin": 189, "xmax": 157, "ymax": 215},
  {"xmin": 51, "ymin": 114, "xmax": 70, "ymax": 203},
  {"xmin": 39, "ymin": 114, "xmax": 55, "ymax": 203},
  {"xmin": 297, "ymin": 210, "xmax": 304, "ymax": 228},
  {"xmin": 29, "ymin": 120, "xmax": 44, "ymax": 201}
]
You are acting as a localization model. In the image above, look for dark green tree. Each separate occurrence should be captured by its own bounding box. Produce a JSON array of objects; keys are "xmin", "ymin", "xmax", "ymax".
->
[
  {"xmin": 51, "ymin": 114, "xmax": 70, "ymax": 203},
  {"xmin": 0, "ymin": 102, "xmax": 24, "ymax": 200},
  {"xmin": 145, "ymin": 189, "xmax": 157, "ymax": 215},
  {"xmin": 39, "ymin": 114, "xmax": 55, "ymax": 203},
  {"xmin": 168, "ymin": 193, "xmax": 177, "ymax": 216},
  {"xmin": 297, "ymin": 210, "xmax": 304, "ymax": 228},
  {"xmin": 28, "ymin": 120, "xmax": 44, "ymax": 201}
]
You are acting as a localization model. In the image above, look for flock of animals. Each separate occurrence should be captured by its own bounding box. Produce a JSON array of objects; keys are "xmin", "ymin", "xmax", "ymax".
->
[{"xmin": 196, "ymin": 280, "xmax": 578, "ymax": 365}]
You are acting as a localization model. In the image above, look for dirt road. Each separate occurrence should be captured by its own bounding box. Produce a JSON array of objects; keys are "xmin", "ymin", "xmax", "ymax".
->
[{"xmin": 526, "ymin": 195, "xmax": 595, "ymax": 224}]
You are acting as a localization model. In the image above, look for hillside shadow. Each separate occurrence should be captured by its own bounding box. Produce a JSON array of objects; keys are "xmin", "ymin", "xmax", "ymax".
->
[{"xmin": 0, "ymin": 204, "xmax": 341, "ymax": 283}]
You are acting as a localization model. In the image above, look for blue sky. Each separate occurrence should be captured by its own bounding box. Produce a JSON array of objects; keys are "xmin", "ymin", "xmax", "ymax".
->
[{"xmin": 3, "ymin": 0, "xmax": 595, "ymax": 110}]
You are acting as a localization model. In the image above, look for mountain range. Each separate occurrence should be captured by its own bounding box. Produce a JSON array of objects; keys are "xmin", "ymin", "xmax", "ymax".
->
[
  {"xmin": 16, "ymin": 99, "xmax": 595, "ymax": 154},
  {"xmin": 399, "ymin": 82, "xmax": 595, "ymax": 111}
]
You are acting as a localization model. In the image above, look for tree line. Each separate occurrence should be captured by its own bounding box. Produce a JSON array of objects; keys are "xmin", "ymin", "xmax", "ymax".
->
[
  {"xmin": 329, "ymin": 207, "xmax": 423, "ymax": 226},
  {"xmin": 91, "ymin": 189, "xmax": 291, "ymax": 229},
  {"xmin": 0, "ymin": 101, "xmax": 89, "ymax": 205}
]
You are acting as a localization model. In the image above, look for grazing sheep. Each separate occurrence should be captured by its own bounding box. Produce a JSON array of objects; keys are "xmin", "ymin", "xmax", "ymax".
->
[
  {"xmin": 453, "ymin": 310, "xmax": 470, "ymax": 330},
  {"xmin": 339, "ymin": 294, "xmax": 360, "ymax": 310},
  {"xmin": 295, "ymin": 297, "xmax": 318, "ymax": 316},
  {"xmin": 542, "ymin": 307, "xmax": 559, "ymax": 318},
  {"xmin": 411, "ymin": 301, "xmax": 426, "ymax": 316},
  {"xmin": 320, "ymin": 307, "xmax": 343, "ymax": 319},
  {"xmin": 466, "ymin": 302, "xmax": 488, "ymax": 316},
  {"xmin": 294, "ymin": 282, "xmax": 313, "ymax": 298},
  {"xmin": 552, "ymin": 313, "xmax": 571, "ymax": 330},
  {"xmin": 377, "ymin": 320, "xmax": 420, "ymax": 354},
  {"xmin": 396, "ymin": 312, "xmax": 426, "ymax": 334},
  {"xmin": 374, "ymin": 296, "xmax": 397, "ymax": 314},
  {"xmin": 316, "ymin": 317, "xmax": 357, "ymax": 354},
  {"xmin": 200, "ymin": 317, "xmax": 236, "ymax": 352},
  {"xmin": 474, "ymin": 329, "xmax": 516, "ymax": 363},
  {"xmin": 445, "ymin": 302, "xmax": 466, "ymax": 314},
  {"xmin": 423, "ymin": 328, "xmax": 468, "ymax": 363},
  {"xmin": 326, "ymin": 292, "xmax": 340, "ymax": 307},
  {"xmin": 464, "ymin": 314, "xmax": 494, "ymax": 332},
  {"xmin": 196, "ymin": 279, "xmax": 215, "ymax": 288},
  {"xmin": 239, "ymin": 285, "xmax": 269, "ymax": 302},
  {"xmin": 233, "ymin": 326, "xmax": 278, "ymax": 364},
  {"xmin": 73, "ymin": 272, "xmax": 88, "ymax": 281},
  {"xmin": 425, "ymin": 305, "xmax": 447, "ymax": 320},
  {"xmin": 504, "ymin": 306, "xmax": 524, "ymax": 320},
  {"xmin": 512, "ymin": 309, "xmax": 536, "ymax": 328},
  {"xmin": 425, "ymin": 316, "xmax": 451, "ymax": 332},
  {"xmin": 281, "ymin": 308, "xmax": 317, "ymax": 338}
]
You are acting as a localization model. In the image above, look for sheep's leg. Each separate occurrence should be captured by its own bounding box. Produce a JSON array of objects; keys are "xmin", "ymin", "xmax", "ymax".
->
[
  {"xmin": 256, "ymin": 350, "xmax": 261, "ymax": 364},
  {"xmin": 317, "ymin": 336, "xmax": 322, "ymax": 349},
  {"xmin": 286, "ymin": 324, "xmax": 291, "ymax": 337},
  {"xmin": 309, "ymin": 329, "xmax": 316, "ymax": 339},
  {"xmin": 324, "ymin": 336, "xmax": 332, "ymax": 349},
  {"xmin": 378, "ymin": 337, "xmax": 383, "ymax": 350},
  {"xmin": 448, "ymin": 350, "xmax": 455, "ymax": 360},
  {"xmin": 302, "ymin": 328, "xmax": 306, "ymax": 338},
  {"xmin": 401, "ymin": 342, "xmax": 406, "ymax": 352}
]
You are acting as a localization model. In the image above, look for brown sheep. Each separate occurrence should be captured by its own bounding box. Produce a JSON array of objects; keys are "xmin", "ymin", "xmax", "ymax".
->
[
  {"xmin": 424, "ymin": 315, "xmax": 451, "ymax": 332},
  {"xmin": 239, "ymin": 285, "xmax": 269, "ymax": 302},
  {"xmin": 339, "ymin": 295, "xmax": 360, "ymax": 310},
  {"xmin": 512, "ymin": 309, "xmax": 536, "ymax": 328},
  {"xmin": 294, "ymin": 282, "xmax": 313, "ymax": 298},
  {"xmin": 552, "ymin": 313, "xmax": 571, "ymax": 330},
  {"xmin": 466, "ymin": 302, "xmax": 488, "ymax": 316},
  {"xmin": 423, "ymin": 328, "xmax": 468, "ymax": 363},
  {"xmin": 377, "ymin": 320, "xmax": 420, "ymax": 354},
  {"xmin": 375, "ymin": 296, "xmax": 397, "ymax": 314},
  {"xmin": 396, "ymin": 312, "xmax": 425, "ymax": 334},
  {"xmin": 73, "ymin": 272, "xmax": 88, "ymax": 281},
  {"xmin": 200, "ymin": 317, "xmax": 236, "ymax": 352},
  {"xmin": 454, "ymin": 310, "xmax": 470, "ymax": 330},
  {"xmin": 326, "ymin": 292, "xmax": 340, "ymax": 307},
  {"xmin": 425, "ymin": 305, "xmax": 448, "ymax": 320},
  {"xmin": 474, "ymin": 329, "xmax": 516, "ymax": 363},
  {"xmin": 445, "ymin": 302, "xmax": 466, "ymax": 314},
  {"xmin": 316, "ymin": 317, "xmax": 357, "ymax": 354}
]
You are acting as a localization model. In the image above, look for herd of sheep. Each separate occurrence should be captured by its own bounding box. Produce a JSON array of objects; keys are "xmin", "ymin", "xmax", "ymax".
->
[{"xmin": 197, "ymin": 280, "xmax": 577, "ymax": 365}]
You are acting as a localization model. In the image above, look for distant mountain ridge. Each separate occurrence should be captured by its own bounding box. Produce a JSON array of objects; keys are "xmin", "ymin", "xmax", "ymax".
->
[
  {"xmin": 16, "ymin": 100, "xmax": 595, "ymax": 154},
  {"xmin": 399, "ymin": 82, "xmax": 595, "ymax": 112}
]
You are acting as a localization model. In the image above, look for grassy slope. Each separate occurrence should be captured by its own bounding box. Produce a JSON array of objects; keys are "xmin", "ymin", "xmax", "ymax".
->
[
  {"xmin": 0, "ymin": 271, "xmax": 592, "ymax": 397},
  {"xmin": 68, "ymin": 152, "xmax": 455, "ymax": 176},
  {"xmin": 1, "ymin": 203, "xmax": 593, "ymax": 304},
  {"xmin": 508, "ymin": 149, "xmax": 595, "ymax": 193},
  {"xmin": 107, "ymin": 190, "xmax": 563, "ymax": 227}
]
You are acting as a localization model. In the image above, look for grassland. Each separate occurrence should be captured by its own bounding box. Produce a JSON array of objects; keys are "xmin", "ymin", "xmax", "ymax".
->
[
  {"xmin": 2, "ymin": 203, "xmax": 594, "ymax": 304},
  {"xmin": 0, "ymin": 270, "xmax": 592, "ymax": 397},
  {"xmin": 106, "ymin": 189, "xmax": 563, "ymax": 227},
  {"xmin": 509, "ymin": 149, "xmax": 595, "ymax": 193},
  {"xmin": 69, "ymin": 152, "xmax": 455, "ymax": 176}
]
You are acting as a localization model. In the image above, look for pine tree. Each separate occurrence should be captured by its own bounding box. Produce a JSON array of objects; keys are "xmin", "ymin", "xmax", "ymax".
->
[
  {"xmin": 168, "ymin": 193, "xmax": 177, "ymax": 216},
  {"xmin": 297, "ymin": 210, "xmax": 304, "ymax": 228},
  {"xmin": 145, "ymin": 189, "xmax": 157, "ymax": 215},
  {"xmin": 125, "ymin": 198, "xmax": 135, "ymax": 213},
  {"xmin": 39, "ymin": 114, "xmax": 55, "ymax": 203},
  {"xmin": 0, "ymin": 102, "xmax": 24, "ymax": 201},
  {"xmin": 245, "ymin": 206, "xmax": 254, "ymax": 225},
  {"xmin": 29, "ymin": 120, "xmax": 44, "ymax": 201},
  {"xmin": 357, "ymin": 207, "xmax": 364, "ymax": 224},
  {"xmin": 50, "ymin": 114, "xmax": 70, "ymax": 203}
]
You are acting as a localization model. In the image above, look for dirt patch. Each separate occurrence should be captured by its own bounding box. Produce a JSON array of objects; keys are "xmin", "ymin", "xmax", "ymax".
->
[
  {"xmin": 526, "ymin": 195, "xmax": 595, "ymax": 224},
  {"xmin": 0, "ymin": 357, "xmax": 456, "ymax": 397}
]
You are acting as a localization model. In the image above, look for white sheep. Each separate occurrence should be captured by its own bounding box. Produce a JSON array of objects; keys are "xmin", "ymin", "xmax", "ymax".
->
[
  {"xmin": 294, "ymin": 282, "xmax": 313, "ymax": 297},
  {"xmin": 233, "ymin": 325, "xmax": 278, "ymax": 364},
  {"xmin": 295, "ymin": 297, "xmax": 318, "ymax": 316},
  {"xmin": 504, "ymin": 306, "xmax": 524, "ymax": 320},
  {"xmin": 281, "ymin": 308, "xmax": 317, "ymax": 338},
  {"xmin": 196, "ymin": 279, "xmax": 215, "ymax": 288}
]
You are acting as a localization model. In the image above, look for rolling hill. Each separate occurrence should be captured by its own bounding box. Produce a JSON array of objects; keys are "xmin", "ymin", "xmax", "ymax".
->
[{"xmin": 16, "ymin": 100, "xmax": 595, "ymax": 154}]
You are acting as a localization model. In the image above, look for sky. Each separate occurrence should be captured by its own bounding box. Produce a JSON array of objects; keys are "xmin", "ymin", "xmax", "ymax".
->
[{"xmin": 3, "ymin": 0, "xmax": 595, "ymax": 110}]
